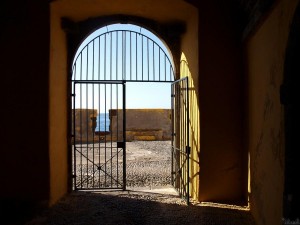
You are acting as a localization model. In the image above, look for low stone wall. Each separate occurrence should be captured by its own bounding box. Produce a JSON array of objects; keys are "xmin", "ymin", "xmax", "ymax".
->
[
  {"xmin": 72, "ymin": 109, "xmax": 97, "ymax": 143},
  {"xmin": 73, "ymin": 108, "xmax": 171, "ymax": 142},
  {"xmin": 110, "ymin": 109, "xmax": 171, "ymax": 141}
]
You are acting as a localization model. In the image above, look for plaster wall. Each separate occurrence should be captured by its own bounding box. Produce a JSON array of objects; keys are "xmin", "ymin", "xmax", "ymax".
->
[
  {"xmin": 50, "ymin": 0, "xmax": 198, "ymax": 204},
  {"xmin": 180, "ymin": 11, "xmax": 200, "ymax": 200},
  {"xmin": 245, "ymin": 1, "xmax": 299, "ymax": 224},
  {"xmin": 49, "ymin": 7, "xmax": 69, "ymax": 205},
  {"xmin": 197, "ymin": 1, "xmax": 245, "ymax": 203}
]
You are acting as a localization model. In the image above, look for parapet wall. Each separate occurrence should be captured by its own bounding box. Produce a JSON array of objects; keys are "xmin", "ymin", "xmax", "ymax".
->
[
  {"xmin": 73, "ymin": 109, "xmax": 171, "ymax": 142},
  {"xmin": 110, "ymin": 109, "xmax": 172, "ymax": 141}
]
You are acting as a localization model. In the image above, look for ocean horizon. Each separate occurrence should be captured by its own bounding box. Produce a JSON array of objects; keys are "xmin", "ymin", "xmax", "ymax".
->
[{"xmin": 95, "ymin": 113, "xmax": 110, "ymax": 132}]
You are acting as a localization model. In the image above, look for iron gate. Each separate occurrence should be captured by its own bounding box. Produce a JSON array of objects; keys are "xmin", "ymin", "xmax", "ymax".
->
[
  {"xmin": 70, "ymin": 26, "xmax": 192, "ymax": 197},
  {"xmin": 72, "ymin": 81, "xmax": 126, "ymax": 190},
  {"xmin": 171, "ymin": 77, "xmax": 190, "ymax": 204}
]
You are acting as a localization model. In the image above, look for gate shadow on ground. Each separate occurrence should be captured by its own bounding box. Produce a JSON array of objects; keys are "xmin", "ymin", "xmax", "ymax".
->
[{"xmin": 25, "ymin": 191, "xmax": 255, "ymax": 225}]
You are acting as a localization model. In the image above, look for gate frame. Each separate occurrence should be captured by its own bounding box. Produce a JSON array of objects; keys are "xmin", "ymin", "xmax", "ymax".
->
[
  {"xmin": 69, "ymin": 26, "xmax": 190, "ymax": 203},
  {"xmin": 171, "ymin": 76, "xmax": 190, "ymax": 204},
  {"xmin": 72, "ymin": 80, "xmax": 126, "ymax": 190}
]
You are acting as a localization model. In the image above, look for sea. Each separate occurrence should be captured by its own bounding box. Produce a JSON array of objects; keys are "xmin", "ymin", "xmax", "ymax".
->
[{"xmin": 95, "ymin": 113, "xmax": 110, "ymax": 132}]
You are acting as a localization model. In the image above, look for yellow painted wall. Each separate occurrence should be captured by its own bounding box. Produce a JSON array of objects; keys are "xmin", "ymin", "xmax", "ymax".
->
[
  {"xmin": 49, "ymin": 7, "xmax": 69, "ymax": 205},
  {"xmin": 50, "ymin": 0, "xmax": 199, "ymax": 204},
  {"xmin": 245, "ymin": 1, "xmax": 299, "ymax": 224},
  {"xmin": 180, "ymin": 34, "xmax": 199, "ymax": 202}
]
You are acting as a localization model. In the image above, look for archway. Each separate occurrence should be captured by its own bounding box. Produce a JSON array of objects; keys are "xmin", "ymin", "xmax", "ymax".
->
[{"xmin": 70, "ymin": 23, "xmax": 190, "ymax": 203}]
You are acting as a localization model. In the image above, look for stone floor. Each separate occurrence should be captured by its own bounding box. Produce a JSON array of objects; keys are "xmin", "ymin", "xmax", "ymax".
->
[
  {"xmin": 24, "ymin": 141, "xmax": 254, "ymax": 225},
  {"xmin": 26, "ymin": 186, "xmax": 254, "ymax": 225}
]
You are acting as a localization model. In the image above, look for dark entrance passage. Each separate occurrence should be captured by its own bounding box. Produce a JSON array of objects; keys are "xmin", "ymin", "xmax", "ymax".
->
[{"xmin": 70, "ymin": 25, "xmax": 190, "ymax": 203}]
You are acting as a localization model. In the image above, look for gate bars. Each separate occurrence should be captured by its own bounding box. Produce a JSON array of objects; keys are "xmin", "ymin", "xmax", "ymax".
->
[
  {"xmin": 72, "ymin": 81, "xmax": 126, "ymax": 190},
  {"xmin": 72, "ymin": 30, "xmax": 175, "ymax": 83},
  {"xmin": 171, "ymin": 77, "xmax": 190, "ymax": 204}
]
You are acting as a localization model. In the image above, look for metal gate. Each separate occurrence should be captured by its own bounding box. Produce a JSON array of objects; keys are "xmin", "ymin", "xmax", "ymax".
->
[
  {"xmin": 70, "ymin": 26, "xmax": 191, "ymax": 194},
  {"xmin": 171, "ymin": 77, "xmax": 190, "ymax": 204},
  {"xmin": 72, "ymin": 81, "xmax": 126, "ymax": 190}
]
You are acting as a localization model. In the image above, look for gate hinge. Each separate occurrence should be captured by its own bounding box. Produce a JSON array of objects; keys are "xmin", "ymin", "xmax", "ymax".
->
[
  {"xmin": 172, "ymin": 133, "xmax": 176, "ymax": 136},
  {"xmin": 186, "ymin": 146, "xmax": 191, "ymax": 155},
  {"xmin": 71, "ymin": 134, "xmax": 75, "ymax": 138},
  {"xmin": 171, "ymin": 94, "xmax": 175, "ymax": 97},
  {"xmin": 71, "ymin": 93, "xmax": 75, "ymax": 97}
]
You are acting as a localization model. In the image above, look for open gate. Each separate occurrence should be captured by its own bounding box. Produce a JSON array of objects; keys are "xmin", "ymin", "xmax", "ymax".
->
[
  {"xmin": 72, "ymin": 81, "xmax": 126, "ymax": 190},
  {"xmin": 70, "ymin": 26, "xmax": 190, "ymax": 202},
  {"xmin": 171, "ymin": 77, "xmax": 190, "ymax": 204}
]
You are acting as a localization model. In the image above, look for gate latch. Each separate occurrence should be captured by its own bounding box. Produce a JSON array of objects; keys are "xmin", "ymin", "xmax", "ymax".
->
[
  {"xmin": 117, "ymin": 142, "xmax": 125, "ymax": 148},
  {"xmin": 186, "ymin": 146, "xmax": 191, "ymax": 155}
]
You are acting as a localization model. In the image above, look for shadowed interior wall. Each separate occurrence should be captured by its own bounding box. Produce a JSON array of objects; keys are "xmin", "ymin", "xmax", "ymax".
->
[
  {"xmin": 197, "ymin": 1, "xmax": 246, "ymax": 203},
  {"xmin": 245, "ymin": 1, "xmax": 299, "ymax": 224},
  {"xmin": 0, "ymin": 0, "xmax": 50, "ymax": 221}
]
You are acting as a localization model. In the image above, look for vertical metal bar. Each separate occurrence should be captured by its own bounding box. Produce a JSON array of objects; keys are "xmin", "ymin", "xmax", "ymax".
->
[
  {"xmin": 142, "ymin": 35, "xmax": 144, "ymax": 81},
  {"xmin": 186, "ymin": 77, "xmax": 190, "ymax": 205},
  {"xmin": 110, "ymin": 32, "xmax": 112, "ymax": 80},
  {"xmin": 80, "ymin": 54, "xmax": 83, "ymax": 189},
  {"xmin": 110, "ymin": 83, "xmax": 113, "ymax": 187},
  {"xmin": 104, "ymin": 83, "xmax": 107, "ymax": 186},
  {"xmin": 116, "ymin": 84, "xmax": 119, "ymax": 187},
  {"xmin": 130, "ymin": 32, "xmax": 132, "ymax": 81},
  {"xmin": 136, "ymin": 33, "xmax": 138, "ymax": 80},
  {"xmin": 159, "ymin": 49, "xmax": 161, "ymax": 81},
  {"xmin": 165, "ymin": 54, "xmax": 167, "ymax": 81},
  {"xmin": 153, "ymin": 42, "xmax": 155, "ymax": 81},
  {"xmin": 123, "ymin": 82, "xmax": 126, "ymax": 190},
  {"xmin": 98, "ymin": 37, "xmax": 101, "ymax": 187},
  {"xmin": 171, "ymin": 83, "xmax": 174, "ymax": 186},
  {"xmin": 98, "ymin": 36, "xmax": 101, "ymax": 80},
  {"xmin": 124, "ymin": 31, "xmax": 126, "ymax": 81},
  {"xmin": 170, "ymin": 65, "xmax": 172, "ymax": 82},
  {"xmin": 116, "ymin": 31, "xmax": 118, "ymax": 80},
  {"xmin": 147, "ymin": 38, "xmax": 149, "ymax": 81},
  {"xmin": 92, "ymin": 41, "xmax": 95, "ymax": 188},
  {"xmin": 86, "ymin": 47, "xmax": 89, "ymax": 189},
  {"xmin": 122, "ymin": 31, "xmax": 124, "ymax": 80},
  {"xmin": 104, "ymin": 34, "xmax": 107, "ymax": 80},
  {"xmin": 98, "ymin": 83, "xmax": 101, "ymax": 187},
  {"xmin": 73, "ymin": 82, "xmax": 77, "ymax": 190}
]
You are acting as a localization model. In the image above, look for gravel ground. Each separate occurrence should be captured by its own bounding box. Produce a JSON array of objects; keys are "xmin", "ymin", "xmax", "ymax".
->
[
  {"xmin": 73, "ymin": 141, "xmax": 172, "ymax": 189},
  {"xmin": 26, "ymin": 141, "xmax": 255, "ymax": 225}
]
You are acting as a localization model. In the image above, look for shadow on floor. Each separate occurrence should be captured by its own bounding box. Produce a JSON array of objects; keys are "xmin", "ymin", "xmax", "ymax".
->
[{"xmin": 24, "ymin": 189, "xmax": 254, "ymax": 225}]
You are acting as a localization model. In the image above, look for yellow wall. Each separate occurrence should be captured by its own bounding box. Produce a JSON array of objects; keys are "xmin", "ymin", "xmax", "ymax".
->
[
  {"xmin": 180, "ymin": 52, "xmax": 199, "ymax": 201},
  {"xmin": 246, "ymin": 1, "xmax": 299, "ymax": 224},
  {"xmin": 49, "ymin": 7, "xmax": 69, "ymax": 205},
  {"xmin": 50, "ymin": 0, "xmax": 198, "ymax": 204}
]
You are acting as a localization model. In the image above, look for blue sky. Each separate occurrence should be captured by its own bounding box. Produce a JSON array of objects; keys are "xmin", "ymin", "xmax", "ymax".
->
[{"xmin": 72, "ymin": 24, "xmax": 173, "ymax": 113}]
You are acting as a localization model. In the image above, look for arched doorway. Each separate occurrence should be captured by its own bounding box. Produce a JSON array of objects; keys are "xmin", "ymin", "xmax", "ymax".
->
[{"xmin": 70, "ymin": 24, "xmax": 190, "ymax": 203}]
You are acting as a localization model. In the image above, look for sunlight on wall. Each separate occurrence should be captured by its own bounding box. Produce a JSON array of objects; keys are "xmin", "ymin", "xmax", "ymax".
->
[{"xmin": 180, "ymin": 53, "xmax": 200, "ymax": 201}]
